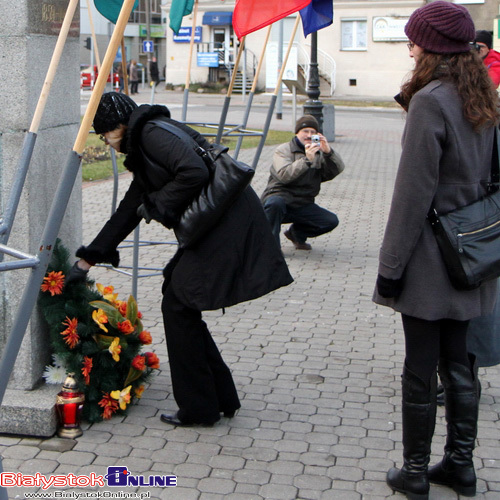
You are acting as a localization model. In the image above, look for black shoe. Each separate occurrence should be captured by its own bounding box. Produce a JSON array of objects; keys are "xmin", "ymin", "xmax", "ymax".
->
[
  {"xmin": 160, "ymin": 412, "xmax": 215, "ymax": 427},
  {"xmin": 386, "ymin": 467, "xmax": 429, "ymax": 500},
  {"xmin": 222, "ymin": 409, "xmax": 239, "ymax": 418},
  {"xmin": 284, "ymin": 228, "xmax": 312, "ymax": 250}
]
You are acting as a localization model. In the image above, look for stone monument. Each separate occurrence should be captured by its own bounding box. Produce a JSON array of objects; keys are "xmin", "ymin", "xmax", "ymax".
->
[{"xmin": 0, "ymin": 0, "xmax": 81, "ymax": 436}]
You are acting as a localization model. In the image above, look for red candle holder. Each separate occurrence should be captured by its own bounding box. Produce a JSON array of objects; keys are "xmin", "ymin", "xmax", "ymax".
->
[{"xmin": 55, "ymin": 373, "xmax": 84, "ymax": 438}]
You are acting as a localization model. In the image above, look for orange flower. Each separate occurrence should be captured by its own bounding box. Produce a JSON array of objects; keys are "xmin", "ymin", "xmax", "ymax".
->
[
  {"xmin": 118, "ymin": 301, "xmax": 127, "ymax": 317},
  {"xmin": 98, "ymin": 392, "xmax": 119, "ymax": 419},
  {"xmin": 137, "ymin": 311, "xmax": 143, "ymax": 319},
  {"xmin": 117, "ymin": 319, "xmax": 134, "ymax": 335},
  {"xmin": 60, "ymin": 317, "xmax": 79, "ymax": 349},
  {"xmin": 82, "ymin": 356, "xmax": 93, "ymax": 385},
  {"xmin": 92, "ymin": 309, "xmax": 109, "ymax": 333},
  {"xmin": 145, "ymin": 352, "xmax": 160, "ymax": 369},
  {"xmin": 40, "ymin": 271, "xmax": 65, "ymax": 296},
  {"xmin": 96, "ymin": 283, "xmax": 119, "ymax": 305},
  {"xmin": 138, "ymin": 330, "xmax": 152, "ymax": 345},
  {"xmin": 134, "ymin": 385, "xmax": 145, "ymax": 399},
  {"xmin": 108, "ymin": 337, "xmax": 121, "ymax": 362},
  {"xmin": 132, "ymin": 355, "xmax": 146, "ymax": 371},
  {"xmin": 110, "ymin": 385, "xmax": 132, "ymax": 410}
]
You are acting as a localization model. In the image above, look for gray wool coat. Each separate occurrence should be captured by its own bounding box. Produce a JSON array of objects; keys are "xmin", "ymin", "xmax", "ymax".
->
[{"xmin": 373, "ymin": 80, "xmax": 498, "ymax": 321}]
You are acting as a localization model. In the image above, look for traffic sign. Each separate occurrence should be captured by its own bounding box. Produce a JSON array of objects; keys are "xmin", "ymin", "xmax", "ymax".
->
[{"xmin": 143, "ymin": 40, "xmax": 154, "ymax": 53}]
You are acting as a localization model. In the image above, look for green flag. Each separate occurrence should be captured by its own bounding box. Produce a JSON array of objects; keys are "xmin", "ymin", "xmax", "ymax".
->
[
  {"xmin": 169, "ymin": 0, "xmax": 195, "ymax": 35},
  {"xmin": 94, "ymin": 0, "xmax": 139, "ymax": 24}
]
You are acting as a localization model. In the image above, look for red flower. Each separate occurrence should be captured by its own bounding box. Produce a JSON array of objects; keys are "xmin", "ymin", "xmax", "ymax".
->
[
  {"xmin": 132, "ymin": 355, "xmax": 146, "ymax": 371},
  {"xmin": 138, "ymin": 330, "xmax": 152, "ymax": 345},
  {"xmin": 117, "ymin": 319, "xmax": 134, "ymax": 335},
  {"xmin": 145, "ymin": 352, "xmax": 160, "ymax": 369},
  {"xmin": 60, "ymin": 317, "xmax": 79, "ymax": 349},
  {"xmin": 41, "ymin": 271, "xmax": 65, "ymax": 296},
  {"xmin": 98, "ymin": 392, "xmax": 119, "ymax": 419},
  {"xmin": 118, "ymin": 301, "xmax": 127, "ymax": 317},
  {"xmin": 137, "ymin": 311, "xmax": 143, "ymax": 319},
  {"xmin": 82, "ymin": 356, "xmax": 93, "ymax": 385}
]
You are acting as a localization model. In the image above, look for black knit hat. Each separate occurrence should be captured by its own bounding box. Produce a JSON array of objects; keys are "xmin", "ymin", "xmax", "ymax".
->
[
  {"xmin": 93, "ymin": 92, "xmax": 138, "ymax": 134},
  {"xmin": 295, "ymin": 115, "xmax": 319, "ymax": 134},
  {"xmin": 405, "ymin": 1, "xmax": 475, "ymax": 54},
  {"xmin": 475, "ymin": 30, "xmax": 493, "ymax": 49}
]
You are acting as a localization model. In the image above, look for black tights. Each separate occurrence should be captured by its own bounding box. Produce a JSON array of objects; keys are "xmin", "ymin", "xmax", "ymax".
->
[{"xmin": 401, "ymin": 314, "xmax": 470, "ymax": 384}]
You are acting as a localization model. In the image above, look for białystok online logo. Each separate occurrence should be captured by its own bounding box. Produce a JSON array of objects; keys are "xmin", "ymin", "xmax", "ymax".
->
[{"xmin": 0, "ymin": 468, "xmax": 177, "ymax": 489}]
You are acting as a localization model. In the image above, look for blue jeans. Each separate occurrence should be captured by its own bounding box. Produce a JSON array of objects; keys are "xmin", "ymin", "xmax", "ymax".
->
[{"xmin": 263, "ymin": 196, "xmax": 339, "ymax": 245}]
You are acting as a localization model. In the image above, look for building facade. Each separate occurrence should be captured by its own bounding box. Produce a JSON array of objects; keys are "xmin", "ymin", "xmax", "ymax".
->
[{"xmin": 80, "ymin": 0, "xmax": 500, "ymax": 97}]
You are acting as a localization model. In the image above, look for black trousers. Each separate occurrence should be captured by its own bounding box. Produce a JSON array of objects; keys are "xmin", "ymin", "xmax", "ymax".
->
[
  {"xmin": 402, "ymin": 314, "xmax": 470, "ymax": 383},
  {"xmin": 161, "ymin": 283, "xmax": 241, "ymax": 423}
]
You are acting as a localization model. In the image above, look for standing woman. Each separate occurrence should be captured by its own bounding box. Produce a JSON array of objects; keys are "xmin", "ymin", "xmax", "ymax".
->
[
  {"xmin": 373, "ymin": 2, "xmax": 499, "ymax": 499},
  {"xmin": 71, "ymin": 92, "xmax": 293, "ymax": 427}
]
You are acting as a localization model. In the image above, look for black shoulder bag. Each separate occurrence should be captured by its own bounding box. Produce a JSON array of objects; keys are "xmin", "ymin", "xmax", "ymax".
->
[
  {"xmin": 149, "ymin": 120, "xmax": 255, "ymax": 249},
  {"xmin": 428, "ymin": 127, "xmax": 500, "ymax": 290}
]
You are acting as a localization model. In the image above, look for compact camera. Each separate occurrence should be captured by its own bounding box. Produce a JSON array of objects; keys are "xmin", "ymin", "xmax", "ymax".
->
[{"xmin": 311, "ymin": 134, "xmax": 321, "ymax": 144}]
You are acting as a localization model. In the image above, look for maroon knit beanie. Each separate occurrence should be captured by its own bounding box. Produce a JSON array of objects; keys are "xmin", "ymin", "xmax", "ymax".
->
[{"xmin": 405, "ymin": 1, "xmax": 475, "ymax": 54}]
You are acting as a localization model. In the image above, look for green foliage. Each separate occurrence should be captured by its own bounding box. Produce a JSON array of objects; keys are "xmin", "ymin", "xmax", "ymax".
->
[{"xmin": 38, "ymin": 240, "xmax": 159, "ymax": 422}]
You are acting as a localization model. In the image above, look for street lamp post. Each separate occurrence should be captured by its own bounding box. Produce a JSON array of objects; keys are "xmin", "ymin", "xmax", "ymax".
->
[{"xmin": 303, "ymin": 31, "xmax": 323, "ymax": 132}]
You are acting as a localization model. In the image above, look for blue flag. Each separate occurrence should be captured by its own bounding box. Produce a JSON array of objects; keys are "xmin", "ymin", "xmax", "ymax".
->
[
  {"xmin": 94, "ymin": 0, "xmax": 139, "ymax": 24},
  {"xmin": 300, "ymin": 0, "xmax": 333, "ymax": 37}
]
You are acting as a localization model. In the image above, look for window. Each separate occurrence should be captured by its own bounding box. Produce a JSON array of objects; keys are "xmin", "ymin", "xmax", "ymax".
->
[{"xmin": 341, "ymin": 20, "xmax": 367, "ymax": 50}]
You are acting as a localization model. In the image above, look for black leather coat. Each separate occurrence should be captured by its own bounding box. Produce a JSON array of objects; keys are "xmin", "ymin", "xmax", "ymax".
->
[{"xmin": 78, "ymin": 105, "xmax": 293, "ymax": 310}]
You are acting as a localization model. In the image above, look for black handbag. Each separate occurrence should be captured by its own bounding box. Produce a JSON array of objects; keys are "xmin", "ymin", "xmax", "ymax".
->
[
  {"xmin": 427, "ymin": 127, "xmax": 500, "ymax": 290},
  {"xmin": 149, "ymin": 120, "xmax": 255, "ymax": 249}
]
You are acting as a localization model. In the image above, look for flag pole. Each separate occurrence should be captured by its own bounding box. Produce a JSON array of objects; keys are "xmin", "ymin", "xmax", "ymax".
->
[
  {"xmin": 182, "ymin": 0, "xmax": 199, "ymax": 122},
  {"xmin": 215, "ymin": 36, "xmax": 245, "ymax": 143},
  {"xmin": 252, "ymin": 15, "xmax": 301, "ymax": 169},
  {"xmin": 86, "ymin": 0, "xmax": 102, "ymax": 70},
  {"xmin": 234, "ymin": 25, "xmax": 272, "ymax": 159},
  {"xmin": 0, "ymin": 0, "xmax": 79, "ymax": 248}
]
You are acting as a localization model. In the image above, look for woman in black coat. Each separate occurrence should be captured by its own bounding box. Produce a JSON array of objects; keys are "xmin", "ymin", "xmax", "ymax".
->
[{"xmin": 72, "ymin": 92, "xmax": 293, "ymax": 426}]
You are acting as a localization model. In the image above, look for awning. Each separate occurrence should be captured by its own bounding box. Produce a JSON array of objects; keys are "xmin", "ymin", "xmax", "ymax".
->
[{"xmin": 202, "ymin": 11, "xmax": 233, "ymax": 26}]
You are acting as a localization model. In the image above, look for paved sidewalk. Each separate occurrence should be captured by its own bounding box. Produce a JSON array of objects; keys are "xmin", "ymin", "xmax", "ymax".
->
[{"xmin": 1, "ymin": 101, "xmax": 499, "ymax": 500}]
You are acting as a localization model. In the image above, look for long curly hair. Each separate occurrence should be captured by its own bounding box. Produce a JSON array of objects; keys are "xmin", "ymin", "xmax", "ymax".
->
[{"xmin": 400, "ymin": 50, "xmax": 499, "ymax": 131}]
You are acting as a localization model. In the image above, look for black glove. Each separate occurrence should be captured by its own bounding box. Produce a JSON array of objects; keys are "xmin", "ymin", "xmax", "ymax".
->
[
  {"xmin": 66, "ymin": 261, "xmax": 89, "ymax": 286},
  {"xmin": 137, "ymin": 203, "xmax": 154, "ymax": 223},
  {"xmin": 376, "ymin": 274, "xmax": 404, "ymax": 299}
]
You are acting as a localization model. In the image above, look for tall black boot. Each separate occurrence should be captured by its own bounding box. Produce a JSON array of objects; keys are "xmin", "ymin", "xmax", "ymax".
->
[
  {"xmin": 387, "ymin": 365, "xmax": 437, "ymax": 500},
  {"xmin": 428, "ymin": 354, "xmax": 479, "ymax": 497}
]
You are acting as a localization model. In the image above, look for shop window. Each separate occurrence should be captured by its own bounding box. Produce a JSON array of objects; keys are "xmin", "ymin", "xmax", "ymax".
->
[{"xmin": 341, "ymin": 20, "xmax": 367, "ymax": 51}]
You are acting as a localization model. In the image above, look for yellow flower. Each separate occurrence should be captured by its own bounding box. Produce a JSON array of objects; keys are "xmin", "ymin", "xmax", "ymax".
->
[
  {"xmin": 92, "ymin": 309, "xmax": 109, "ymax": 333},
  {"xmin": 96, "ymin": 283, "xmax": 119, "ymax": 305},
  {"xmin": 110, "ymin": 385, "xmax": 132, "ymax": 410},
  {"xmin": 108, "ymin": 337, "xmax": 121, "ymax": 362}
]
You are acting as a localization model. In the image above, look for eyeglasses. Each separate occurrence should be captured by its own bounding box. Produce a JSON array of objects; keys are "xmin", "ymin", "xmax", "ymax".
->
[{"xmin": 407, "ymin": 42, "xmax": 415, "ymax": 50}]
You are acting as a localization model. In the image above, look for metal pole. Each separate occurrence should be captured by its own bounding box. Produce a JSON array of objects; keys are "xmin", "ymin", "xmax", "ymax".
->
[
  {"xmin": 252, "ymin": 94, "xmax": 277, "ymax": 169},
  {"xmin": 276, "ymin": 20, "xmax": 283, "ymax": 120},
  {"xmin": 303, "ymin": 31, "xmax": 323, "ymax": 131}
]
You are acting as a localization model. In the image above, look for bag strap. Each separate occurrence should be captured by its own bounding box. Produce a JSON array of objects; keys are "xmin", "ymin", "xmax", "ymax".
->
[
  {"xmin": 428, "ymin": 126, "xmax": 500, "ymax": 220},
  {"xmin": 149, "ymin": 119, "xmax": 208, "ymax": 159}
]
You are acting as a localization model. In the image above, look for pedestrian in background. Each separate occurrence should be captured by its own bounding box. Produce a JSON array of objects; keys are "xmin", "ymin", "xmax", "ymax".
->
[
  {"xmin": 475, "ymin": 30, "xmax": 500, "ymax": 89},
  {"xmin": 128, "ymin": 59, "xmax": 139, "ymax": 94},
  {"xmin": 149, "ymin": 56, "xmax": 160, "ymax": 88},
  {"xmin": 373, "ymin": 2, "xmax": 499, "ymax": 499}
]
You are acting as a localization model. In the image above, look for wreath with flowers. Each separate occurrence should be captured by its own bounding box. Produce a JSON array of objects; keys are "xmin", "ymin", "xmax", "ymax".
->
[{"xmin": 38, "ymin": 240, "xmax": 160, "ymax": 422}]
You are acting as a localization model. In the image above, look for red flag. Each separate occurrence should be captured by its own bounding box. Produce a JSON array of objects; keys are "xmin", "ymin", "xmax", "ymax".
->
[{"xmin": 233, "ymin": 0, "xmax": 312, "ymax": 39}]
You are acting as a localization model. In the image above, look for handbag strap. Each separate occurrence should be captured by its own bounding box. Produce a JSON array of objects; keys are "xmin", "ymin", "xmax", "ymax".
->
[
  {"xmin": 149, "ymin": 119, "xmax": 209, "ymax": 160},
  {"xmin": 428, "ymin": 126, "xmax": 500, "ymax": 220}
]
